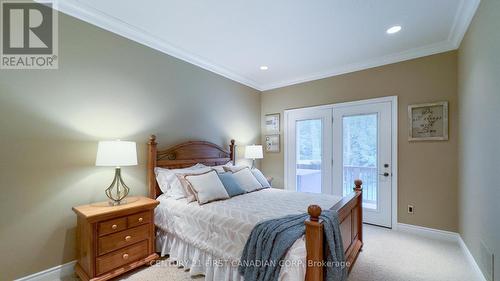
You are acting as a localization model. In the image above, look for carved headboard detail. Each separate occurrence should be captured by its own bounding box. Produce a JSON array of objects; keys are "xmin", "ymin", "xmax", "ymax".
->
[{"xmin": 147, "ymin": 135, "xmax": 235, "ymax": 199}]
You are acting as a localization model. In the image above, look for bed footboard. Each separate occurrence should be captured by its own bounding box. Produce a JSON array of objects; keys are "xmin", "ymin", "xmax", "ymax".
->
[{"xmin": 305, "ymin": 180, "xmax": 363, "ymax": 281}]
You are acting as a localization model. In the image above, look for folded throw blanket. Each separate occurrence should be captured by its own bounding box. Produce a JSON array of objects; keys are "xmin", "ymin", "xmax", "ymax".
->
[{"xmin": 239, "ymin": 210, "xmax": 347, "ymax": 281}]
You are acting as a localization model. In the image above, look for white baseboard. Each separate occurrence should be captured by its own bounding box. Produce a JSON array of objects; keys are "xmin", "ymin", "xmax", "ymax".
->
[
  {"xmin": 396, "ymin": 223, "xmax": 487, "ymax": 281},
  {"xmin": 15, "ymin": 224, "xmax": 489, "ymax": 281},
  {"xmin": 458, "ymin": 237, "xmax": 488, "ymax": 281},
  {"xmin": 14, "ymin": 260, "xmax": 76, "ymax": 281},
  {"xmin": 396, "ymin": 223, "xmax": 460, "ymax": 241}
]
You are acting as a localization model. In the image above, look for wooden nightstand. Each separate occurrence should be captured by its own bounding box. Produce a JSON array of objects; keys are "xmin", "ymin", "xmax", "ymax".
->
[{"xmin": 72, "ymin": 196, "xmax": 159, "ymax": 281}]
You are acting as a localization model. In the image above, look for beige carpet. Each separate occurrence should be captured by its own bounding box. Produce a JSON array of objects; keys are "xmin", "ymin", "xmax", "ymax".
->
[{"xmin": 68, "ymin": 225, "xmax": 477, "ymax": 281}]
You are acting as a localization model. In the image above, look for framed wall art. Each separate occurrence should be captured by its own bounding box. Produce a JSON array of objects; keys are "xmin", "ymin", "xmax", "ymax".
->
[
  {"xmin": 265, "ymin": 135, "xmax": 280, "ymax": 153},
  {"xmin": 265, "ymin": 113, "xmax": 280, "ymax": 134},
  {"xmin": 408, "ymin": 101, "xmax": 448, "ymax": 141}
]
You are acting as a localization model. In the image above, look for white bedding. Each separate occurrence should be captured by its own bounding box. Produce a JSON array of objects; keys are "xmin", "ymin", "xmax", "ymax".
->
[{"xmin": 155, "ymin": 188, "xmax": 342, "ymax": 280}]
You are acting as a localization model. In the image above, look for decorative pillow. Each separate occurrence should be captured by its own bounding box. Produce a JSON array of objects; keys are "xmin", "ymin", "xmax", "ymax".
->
[
  {"xmin": 155, "ymin": 167, "xmax": 171, "ymax": 194},
  {"xmin": 212, "ymin": 162, "xmax": 236, "ymax": 173},
  {"xmin": 231, "ymin": 167, "xmax": 262, "ymax": 193},
  {"xmin": 176, "ymin": 175, "xmax": 198, "ymax": 203},
  {"xmin": 251, "ymin": 168, "xmax": 271, "ymax": 189},
  {"xmin": 218, "ymin": 172, "xmax": 246, "ymax": 197},
  {"xmin": 223, "ymin": 165, "xmax": 248, "ymax": 173},
  {"xmin": 184, "ymin": 170, "xmax": 230, "ymax": 204},
  {"xmin": 155, "ymin": 164, "xmax": 211, "ymax": 199}
]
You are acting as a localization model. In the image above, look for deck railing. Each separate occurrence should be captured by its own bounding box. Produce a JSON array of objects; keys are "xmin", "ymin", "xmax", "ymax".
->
[
  {"xmin": 343, "ymin": 165, "xmax": 377, "ymax": 203},
  {"xmin": 295, "ymin": 163, "xmax": 378, "ymax": 205}
]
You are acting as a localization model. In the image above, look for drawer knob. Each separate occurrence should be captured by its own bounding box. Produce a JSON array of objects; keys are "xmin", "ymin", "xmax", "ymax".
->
[
  {"xmin": 111, "ymin": 224, "xmax": 117, "ymax": 230},
  {"xmin": 138, "ymin": 217, "xmax": 143, "ymax": 223},
  {"xmin": 123, "ymin": 253, "xmax": 129, "ymax": 260},
  {"xmin": 125, "ymin": 235, "xmax": 132, "ymax": 241}
]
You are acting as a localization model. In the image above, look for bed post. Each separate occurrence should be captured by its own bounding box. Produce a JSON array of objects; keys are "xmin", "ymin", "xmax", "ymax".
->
[
  {"xmin": 147, "ymin": 135, "xmax": 158, "ymax": 199},
  {"xmin": 344, "ymin": 179, "xmax": 363, "ymax": 272},
  {"xmin": 305, "ymin": 205, "xmax": 324, "ymax": 281},
  {"xmin": 354, "ymin": 179, "xmax": 363, "ymax": 245},
  {"xmin": 305, "ymin": 179, "xmax": 364, "ymax": 279},
  {"xmin": 229, "ymin": 139, "xmax": 236, "ymax": 165}
]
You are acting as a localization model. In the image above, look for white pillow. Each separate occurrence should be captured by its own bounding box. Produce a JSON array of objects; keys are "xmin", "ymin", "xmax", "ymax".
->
[
  {"xmin": 251, "ymin": 168, "xmax": 271, "ymax": 189},
  {"xmin": 232, "ymin": 167, "xmax": 262, "ymax": 193},
  {"xmin": 185, "ymin": 170, "xmax": 230, "ymax": 204},
  {"xmin": 176, "ymin": 175, "xmax": 197, "ymax": 203},
  {"xmin": 212, "ymin": 162, "xmax": 236, "ymax": 173},
  {"xmin": 155, "ymin": 164, "xmax": 210, "ymax": 199}
]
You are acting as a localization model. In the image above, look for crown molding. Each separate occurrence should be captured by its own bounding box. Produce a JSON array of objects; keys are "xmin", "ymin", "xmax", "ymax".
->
[
  {"xmin": 54, "ymin": 0, "xmax": 263, "ymax": 91},
  {"xmin": 260, "ymin": 40, "xmax": 456, "ymax": 91},
  {"xmin": 53, "ymin": 0, "xmax": 480, "ymax": 92},
  {"xmin": 261, "ymin": 0, "xmax": 480, "ymax": 91},
  {"xmin": 448, "ymin": 0, "xmax": 481, "ymax": 48}
]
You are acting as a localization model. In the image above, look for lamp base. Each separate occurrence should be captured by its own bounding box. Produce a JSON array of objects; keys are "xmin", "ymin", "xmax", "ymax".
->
[
  {"xmin": 105, "ymin": 167, "xmax": 130, "ymax": 205},
  {"xmin": 108, "ymin": 198, "xmax": 128, "ymax": 206}
]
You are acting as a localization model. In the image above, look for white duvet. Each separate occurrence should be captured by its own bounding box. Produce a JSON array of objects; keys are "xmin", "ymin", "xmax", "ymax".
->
[{"xmin": 155, "ymin": 188, "xmax": 341, "ymax": 280}]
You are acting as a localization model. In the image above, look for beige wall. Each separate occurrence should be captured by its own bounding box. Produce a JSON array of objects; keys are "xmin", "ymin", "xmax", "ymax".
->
[
  {"xmin": 261, "ymin": 52, "xmax": 458, "ymax": 232},
  {"xmin": 0, "ymin": 14, "xmax": 260, "ymax": 280},
  {"xmin": 3, "ymin": 3, "xmax": 496, "ymax": 280},
  {"xmin": 458, "ymin": 0, "xmax": 500, "ymax": 280}
]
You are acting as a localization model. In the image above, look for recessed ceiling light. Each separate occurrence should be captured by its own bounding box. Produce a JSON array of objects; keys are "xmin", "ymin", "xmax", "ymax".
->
[
  {"xmin": 260, "ymin": 66, "xmax": 269, "ymax": 70},
  {"xmin": 386, "ymin": 25, "xmax": 402, "ymax": 34}
]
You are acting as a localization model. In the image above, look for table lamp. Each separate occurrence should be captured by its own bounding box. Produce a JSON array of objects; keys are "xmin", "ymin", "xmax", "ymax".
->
[
  {"xmin": 245, "ymin": 145, "xmax": 263, "ymax": 169},
  {"xmin": 96, "ymin": 140, "xmax": 137, "ymax": 205}
]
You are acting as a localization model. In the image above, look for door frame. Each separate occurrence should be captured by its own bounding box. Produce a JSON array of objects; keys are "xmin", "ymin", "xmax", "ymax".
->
[{"xmin": 284, "ymin": 96, "xmax": 398, "ymax": 228}]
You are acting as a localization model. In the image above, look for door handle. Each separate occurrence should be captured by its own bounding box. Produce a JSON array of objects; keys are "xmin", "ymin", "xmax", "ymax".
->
[{"xmin": 379, "ymin": 172, "xmax": 390, "ymax": 177}]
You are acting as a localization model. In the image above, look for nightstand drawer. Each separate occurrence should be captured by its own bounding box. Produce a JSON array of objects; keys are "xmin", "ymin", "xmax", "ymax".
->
[
  {"xmin": 73, "ymin": 197, "xmax": 159, "ymax": 281},
  {"xmin": 98, "ymin": 217, "xmax": 127, "ymax": 237},
  {"xmin": 128, "ymin": 211, "xmax": 151, "ymax": 228},
  {"xmin": 98, "ymin": 224, "xmax": 149, "ymax": 255},
  {"xmin": 96, "ymin": 240, "xmax": 148, "ymax": 275}
]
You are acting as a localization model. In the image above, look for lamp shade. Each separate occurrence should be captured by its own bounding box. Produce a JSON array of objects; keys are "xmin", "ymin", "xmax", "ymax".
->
[
  {"xmin": 96, "ymin": 140, "xmax": 138, "ymax": 167},
  {"xmin": 245, "ymin": 145, "xmax": 263, "ymax": 159}
]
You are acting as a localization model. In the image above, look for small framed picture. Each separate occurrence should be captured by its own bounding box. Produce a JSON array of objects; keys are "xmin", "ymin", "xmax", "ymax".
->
[
  {"xmin": 408, "ymin": 101, "xmax": 448, "ymax": 141},
  {"xmin": 265, "ymin": 113, "xmax": 280, "ymax": 134},
  {"xmin": 265, "ymin": 135, "xmax": 280, "ymax": 153}
]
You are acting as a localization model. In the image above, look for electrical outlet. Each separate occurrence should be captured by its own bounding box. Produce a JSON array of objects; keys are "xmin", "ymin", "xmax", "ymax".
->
[
  {"xmin": 407, "ymin": 204, "xmax": 414, "ymax": 214},
  {"xmin": 480, "ymin": 241, "xmax": 494, "ymax": 281}
]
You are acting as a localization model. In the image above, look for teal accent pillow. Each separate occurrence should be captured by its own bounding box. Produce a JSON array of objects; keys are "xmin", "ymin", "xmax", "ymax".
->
[
  {"xmin": 251, "ymin": 168, "xmax": 271, "ymax": 189},
  {"xmin": 218, "ymin": 172, "xmax": 246, "ymax": 197}
]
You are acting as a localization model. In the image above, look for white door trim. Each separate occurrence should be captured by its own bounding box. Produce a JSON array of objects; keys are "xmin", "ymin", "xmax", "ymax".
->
[
  {"xmin": 391, "ymin": 96, "xmax": 398, "ymax": 229},
  {"xmin": 284, "ymin": 96, "xmax": 398, "ymax": 228}
]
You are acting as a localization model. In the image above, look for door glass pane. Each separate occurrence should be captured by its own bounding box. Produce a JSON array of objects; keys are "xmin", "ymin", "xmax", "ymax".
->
[
  {"xmin": 342, "ymin": 114, "xmax": 378, "ymax": 209},
  {"xmin": 296, "ymin": 119, "xmax": 322, "ymax": 193}
]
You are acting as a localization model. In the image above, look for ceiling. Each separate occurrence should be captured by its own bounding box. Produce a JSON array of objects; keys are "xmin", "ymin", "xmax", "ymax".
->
[{"xmin": 57, "ymin": 0, "xmax": 480, "ymax": 91}]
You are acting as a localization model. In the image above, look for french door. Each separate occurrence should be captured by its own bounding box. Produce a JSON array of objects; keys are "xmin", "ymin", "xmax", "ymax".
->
[
  {"xmin": 332, "ymin": 102, "xmax": 392, "ymax": 227},
  {"xmin": 285, "ymin": 107, "xmax": 332, "ymax": 194},
  {"xmin": 285, "ymin": 98, "xmax": 395, "ymax": 228}
]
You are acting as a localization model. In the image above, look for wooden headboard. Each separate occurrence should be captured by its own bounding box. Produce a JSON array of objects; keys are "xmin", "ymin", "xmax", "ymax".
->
[{"xmin": 147, "ymin": 135, "xmax": 235, "ymax": 199}]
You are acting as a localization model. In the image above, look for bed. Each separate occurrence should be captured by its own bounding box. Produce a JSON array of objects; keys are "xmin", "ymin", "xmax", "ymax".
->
[{"xmin": 146, "ymin": 135, "xmax": 363, "ymax": 281}]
